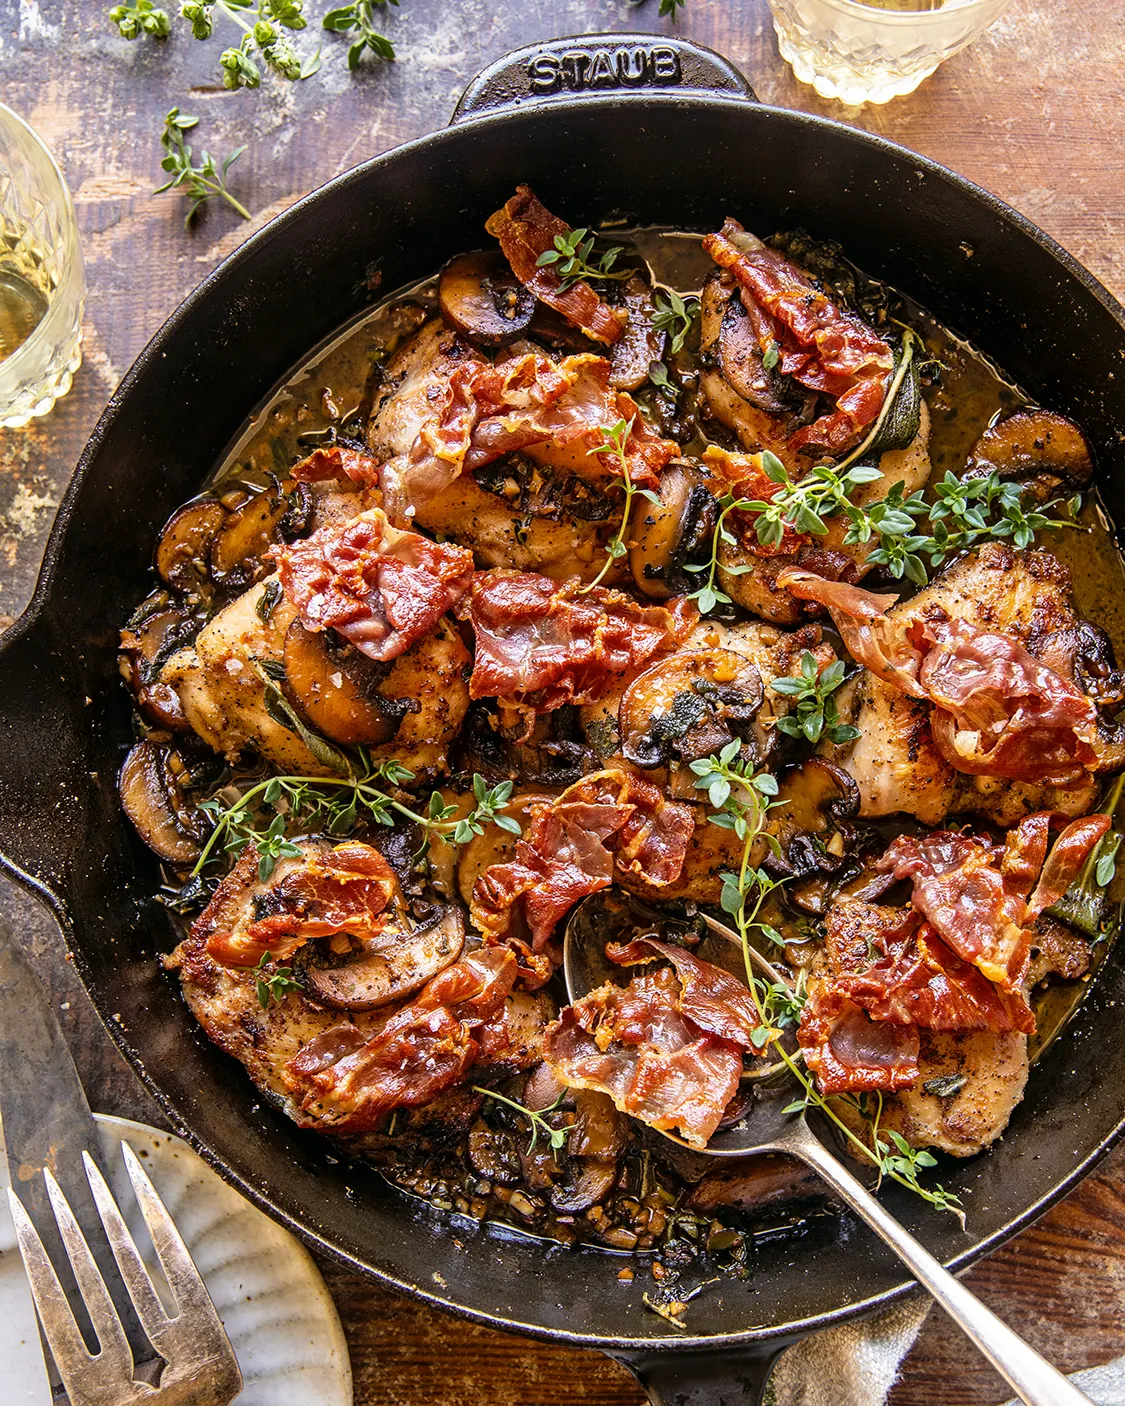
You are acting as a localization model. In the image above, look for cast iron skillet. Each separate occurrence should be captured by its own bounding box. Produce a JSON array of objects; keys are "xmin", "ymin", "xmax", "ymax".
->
[{"xmin": 2, "ymin": 33, "xmax": 1125, "ymax": 1404}]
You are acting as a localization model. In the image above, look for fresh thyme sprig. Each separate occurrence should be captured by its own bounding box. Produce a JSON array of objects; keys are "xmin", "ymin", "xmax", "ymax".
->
[
  {"xmin": 154, "ymin": 109, "xmax": 250, "ymax": 227},
  {"xmin": 254, "ymin": 951, "xmax": 303, "ymax": 1008},
  {"xmin": 109, "ymin": 0, "xmax": 170, "ymax": 37},
  {"xmin": 192, "ymin": 753, "xmax": 520, "ymax": 880},
  {"xmin": 651, "ymin": 288, "xmax": 698, "ymax": 355},
  {"xmin": 473, "ymin": 1087, "xmax": 574, "ymax": 1155},
  {"xmin": 658, "ymin": 0, "xmax": 686, "ymax": 17},
  {"xmin": 779, "ymin": 1076, "xmax": 963, "ymax": 1217},
  {"xmin": 770, "ymin": 652, "xmax": 860, "ymax": 746},
  {"xmin": 580, "ymin": 418, "xmax": 661, "ymax": 593},
  {"xmin": 535, "ymin": 229, "xmax": 634, "ymax": 291},
  {"xmin": 681, "ymin": 489, "xmax": 756, "ymax": 616},
  {"xmin": 690, "ymin": 747, "xmax": 961, "ymax": 1215},
  {"xmin": 322, "ymin": 0, "xmax": 397, "ymax": 64},
  {"xmin": 689, "ymin": 742, "xmax": 784, "ymax": 1015}
]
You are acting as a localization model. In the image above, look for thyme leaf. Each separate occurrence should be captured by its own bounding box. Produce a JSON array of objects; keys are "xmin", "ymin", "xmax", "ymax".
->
[
  {"xmin": 650, "ymin": 289, "xmax": 698, "ymax": 355},
  {"xmin": 578, "ymin": 418, "xmax": 660, "ymax": 593},
  {"xmin": 770, "ymin": 651, "xmax": 860, "ymax": 746},
  {"xmin": 473, "ymin": 1086, "xmax": 573, "ymax": 1155},
  {"xmin": 535, "ymin": 228, "xmax": 634, "ymax": 291},
  {"xmin": 254, "ymin": 951, "xmax": 303, "ymax": 1008}
]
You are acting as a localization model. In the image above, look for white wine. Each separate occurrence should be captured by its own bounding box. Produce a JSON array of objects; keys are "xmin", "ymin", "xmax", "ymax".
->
[{"xmin": 0, "ymin": 263, "xmax": 49, "ymax": 360}]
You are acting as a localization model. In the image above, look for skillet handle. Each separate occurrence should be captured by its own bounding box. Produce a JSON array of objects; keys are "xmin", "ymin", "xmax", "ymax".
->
[
  {"xmin": 611, "ymin": 1344, "xmax": 789, "ymax": 1406},
  {"xmin": 450, "ymin": 33, "xmax": 757, "ymax": 123}
]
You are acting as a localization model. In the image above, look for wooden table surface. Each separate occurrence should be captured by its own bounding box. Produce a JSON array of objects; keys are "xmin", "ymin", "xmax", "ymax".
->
[{"xmin": 2, "ymin": 0, "xmax": 1125, "ymax": 1400}]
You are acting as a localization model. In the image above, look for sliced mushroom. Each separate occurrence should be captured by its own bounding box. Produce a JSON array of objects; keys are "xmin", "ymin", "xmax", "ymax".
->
[
  {"xmin": 155, "ymin": 499, "xmax": 226, "ymax": 593},
  {"xmin": 468, "ymin": 1118, "xmax": 521, "ymax": 1183},
  {"xmin": 301, "ymin": 903, "xmax": 465, "ymax": 1011},
  {"xmin": 768, "ymin": 759, "xmax": 863, "ymax": 912},
  {"xmin": 283, "ymin": 619, "xmax": 404, "ymax": 747},
  {"xmin": 210, "ymin": 482, "xmax": 292, "ymax": 585},
  {"xmin": 687, "ymin": 1154, "xmax": 823, "ymax": 1214},
  {"xmin": 967, "ymin": 409, "xmax": 1094, "ymax": 486},
  {"xmin": 608, "ymin": 277, "xmax": 665, "ymax": 392},
  {"xmin": 438, "ymin": 250, "xmax": 535, "ymax": 346},
  {"xmin": 717, "ymin": 288, "xmax": 793, "ymax": 414},
  {"xmin": 119, "ymin": 593, "xmax": 200, "ymax": 729},
  {"xmin": 619, "ymin": 650, "xmax": 764, "ymax": 771},
  {"xmin": 629, "ymin": 461, "xmax": 718, "ymax": 600},
  {"xmin": 119, "ymin": 740, "xmax": 206, "ymax": 864}
]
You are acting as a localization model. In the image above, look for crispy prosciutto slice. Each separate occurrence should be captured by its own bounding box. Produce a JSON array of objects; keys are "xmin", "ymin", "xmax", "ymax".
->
[
  {"xmin": 282, "ymin": 948, "xmax": 517, "ymax": 1132},
  {"xmin": 196, "ymin": 840, "xmax": 398, "ymax": 967},
  {"xmin": 272, "ymin": 507, "xmax": 473, "ymax": 663},
  {"xmin": 485, "ymin": 185, "xmax": 627, "ymax": 345},
  {"xmin": 702, "ymin": 219, "xmax": 894, "ymax": 454},
  {"xmin": 878, "ymin": 812, "xmax": 1109, "ymax": 990},
  {"xmin": 779, "ymin": 568, "xmax": 1101, "ymax": 785},
  {"xmin": 380, "ymin": 351, "xmax": 677, "ymax": 524},
  {"xmin": 471, "ymin": 771, "xmax": 694, "ymax": 984},
  {"xmin": 543, "ymin": 939, "xmax": 760, "ymax": 1149},
  {"xmin": 796, "ymin": 899, "xmax": 1036, "ymax": 1097},
  {"xmin": 798, "ymin": 989, "xmax": 921, "ymax": 1097},
  {"xmin": 289, "ymin": 444, "xmax": 381, "ymax": 487},
  {"xmin": 463, "ymin": 570, "xmax": 696, "ymax": 736}
]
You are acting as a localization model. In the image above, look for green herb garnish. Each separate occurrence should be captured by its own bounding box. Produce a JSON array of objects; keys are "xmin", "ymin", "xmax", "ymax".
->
[
  {"xmin": 771, "ymin": 652, "xmax": 860, "ymax": 746},
  {"xmin": 579, "ymin": 419, "xmax": 661, "ymax": 593},
  {"xmin": 535, "ymin": 228, "xmax": 634, "ymax": 291},
  {"xmin": 473, "ymin": 1087, "xmax": 573, "ymax": 1155},
  {"xmin": 254, "ymin": 951, "xmax": 303, "ymax": 1008},
  {"xmin": 193, "ymin": 753, "xmax": 519, "ymax": 879},
  {"xmin": 651, "ymin": 289, "xmax": 698, "ymax": 355}
]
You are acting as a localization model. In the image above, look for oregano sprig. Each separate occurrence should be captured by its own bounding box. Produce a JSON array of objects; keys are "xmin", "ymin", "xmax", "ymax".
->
[
  {"xmin": 322, "ymin": 0, "xmax": 397, "ymax": 65},
  {"xmin": 154, "ymin": 109, "xmax": 250, "ymax": 227}
]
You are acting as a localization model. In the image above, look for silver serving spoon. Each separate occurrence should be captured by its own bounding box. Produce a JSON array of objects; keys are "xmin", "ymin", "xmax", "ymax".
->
[{"xmin": 563, "ymin": 894, "xmax": 1095, "ymax": 1406}]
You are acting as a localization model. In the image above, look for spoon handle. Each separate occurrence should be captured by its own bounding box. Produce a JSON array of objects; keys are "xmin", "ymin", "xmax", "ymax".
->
[{"xmin": 790, "ymin": 1127, "xmax": 1094, "ymax": 1406}]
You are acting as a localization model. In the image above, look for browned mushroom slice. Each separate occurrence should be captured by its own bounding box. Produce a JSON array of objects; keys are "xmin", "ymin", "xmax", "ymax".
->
[
  {"xmin": 119, "ymin": 593, "xmax": 199, "ymax": 729},
  {"xmin": 155, "ymin": 499, "xmax": 226, "ymax": 592},
  {"xmin": 608, "ymin": 277, "xmax": 665, "ymax": 392},
  {"xmin": 118, "ymin": 740, "xmax": 206, "ymax": 865},
  {"xmin": 211, "ymin": 482, "xmax": 294, "ymax": 585},
  {"xmin": 770, "ymin": 758, "xmax": 864, "ymax": 914},
  {"xmin": 628, "ymin": 461, "xmax": 717, "ymax": 600},
  {"xmin": 619, "ymin": 649, "xmax": 764, "ymax": 770},
  {"xmin": 282, "ymin": 620, "xmax": 402, "ymax": 747},
  {"xmin": 438, "ymin": 250, "xmax": 535, "ymax": 346},
  {"xmin": 301, "ymin": 904, "xmax": 465, "ymax": 1011},
  {"xmin": 967, "ymin": 408, "xmax": 1094, "ymax": 486},
  {"xmin": 717, "ymin": 288, "xmax": 793, "ymax": 414}
]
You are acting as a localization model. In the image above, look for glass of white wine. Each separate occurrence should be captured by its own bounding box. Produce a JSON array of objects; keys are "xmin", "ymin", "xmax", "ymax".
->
[
  {"xmin": 768, "ymin": 0, "xmax": 1013, "ymax": 105},
  {"xmin": 0, "ymin": 103, "xmax": 84, "ymax": 428}
]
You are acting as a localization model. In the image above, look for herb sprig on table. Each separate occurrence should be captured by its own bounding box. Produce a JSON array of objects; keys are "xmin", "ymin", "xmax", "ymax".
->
[{"xmin": 154, "ymin": 109, "xmax": 250, "ymax": 226}]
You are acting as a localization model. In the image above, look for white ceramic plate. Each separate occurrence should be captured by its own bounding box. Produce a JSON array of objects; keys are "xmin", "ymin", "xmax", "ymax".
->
[{"xmin": 0, "ymin": 1113, "xmax": 353, "ymax": 1406}]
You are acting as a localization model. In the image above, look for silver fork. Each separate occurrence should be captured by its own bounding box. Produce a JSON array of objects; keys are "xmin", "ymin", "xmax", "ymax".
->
[{"xmin": 7, "ymin": 1140, "xmax": 243, "ymax": 1406}]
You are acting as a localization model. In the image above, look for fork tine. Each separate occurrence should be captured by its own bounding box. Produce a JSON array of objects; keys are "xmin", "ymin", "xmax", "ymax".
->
[
  {"xmin": 42, "ymin": 1169, "xmax": 134, "ymax": 1379},
  {"xmin": 6, "ymin": 1187, "xmax": 97, "ymax": 1385},
  {"xmin": 82, "ymin": 1152, "xmax": 170, "ymax": 1341},
  {"xmin": 120, "ymin": 1142, "xmax": 223, "ymax": 1320}
]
